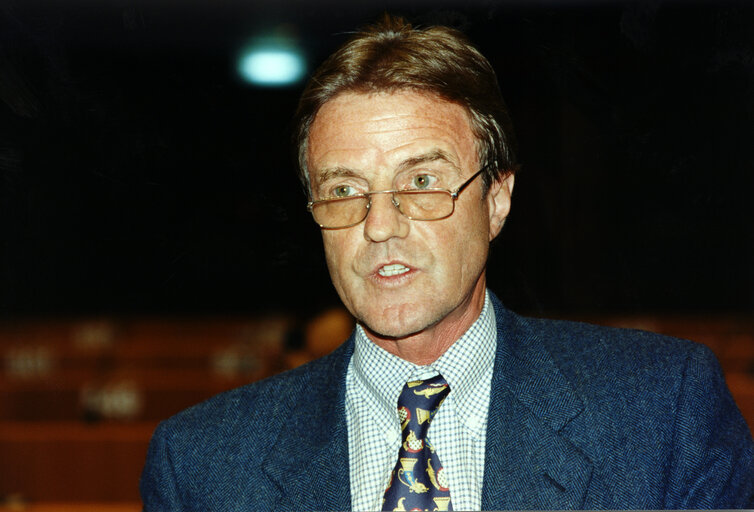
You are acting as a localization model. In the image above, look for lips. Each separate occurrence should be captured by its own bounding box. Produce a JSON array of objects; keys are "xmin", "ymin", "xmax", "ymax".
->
[
  {"xmin": 358, "ymin": 255, "xmax": 421, "ymax": 282},
  {"xmin": 378, "ymin": 263, "xmax": 411, "ymax": 277}
]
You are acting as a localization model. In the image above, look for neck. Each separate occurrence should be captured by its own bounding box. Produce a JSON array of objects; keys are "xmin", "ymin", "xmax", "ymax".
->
[{"xmin": 363, "ymin": 279, "xmax": 487, "ymax": 365}]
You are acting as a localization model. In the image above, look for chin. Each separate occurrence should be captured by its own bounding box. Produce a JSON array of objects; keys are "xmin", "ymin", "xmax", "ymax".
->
[{"xmin": 360, "ymin": 309, "xmax": 435, "ymax": 341}]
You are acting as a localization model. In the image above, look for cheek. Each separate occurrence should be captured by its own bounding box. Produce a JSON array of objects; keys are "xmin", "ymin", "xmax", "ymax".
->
[
  {"xmin": 453, "ymin": 229, "xmax": 488, "ymax": 270},
  {"xmin": 322, "ymin": 234, "xmax": 340, "ymax": 270},
  {"xmin": 322, "ymin": 232, "xmax": 355, "ymax": 278},
  {"xmin": 439, "ymin": 206, "xmax": 490, "ymax": 276}
]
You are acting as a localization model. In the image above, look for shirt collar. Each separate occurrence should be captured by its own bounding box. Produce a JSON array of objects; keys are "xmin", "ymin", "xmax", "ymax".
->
[
  {"xmin": 351, "ymin": 290, "xmax": 497, "ymax": 436},
  {"xmin": 432, "ymin": 291, "xmax": 496, "ymax": 434}
]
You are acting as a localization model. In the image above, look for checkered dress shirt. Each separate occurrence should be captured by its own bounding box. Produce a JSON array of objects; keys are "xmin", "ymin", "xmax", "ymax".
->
[{"xmin": 345, "ymin": 291, "xmax": 497, "ymax": 511}]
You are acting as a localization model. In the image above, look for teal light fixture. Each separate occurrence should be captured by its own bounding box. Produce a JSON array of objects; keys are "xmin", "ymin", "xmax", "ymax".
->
[{"xmin": 237, "ymin": 34, "xmax": 306, "ymax": 87}]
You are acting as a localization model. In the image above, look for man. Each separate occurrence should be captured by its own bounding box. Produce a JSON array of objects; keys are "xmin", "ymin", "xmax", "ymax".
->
[{"xmin": 141, "ymin": 16, "xmax": 754, "ymax": 510}]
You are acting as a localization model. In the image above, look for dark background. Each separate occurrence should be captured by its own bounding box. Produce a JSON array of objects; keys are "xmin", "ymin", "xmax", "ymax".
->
[{"xmin": 1, "ymin": 0, "xmax": 753, "ymax": 319}]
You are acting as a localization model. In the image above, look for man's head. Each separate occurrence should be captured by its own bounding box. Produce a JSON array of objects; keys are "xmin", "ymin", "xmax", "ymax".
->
[
  {"xmin": 294, "ymin": 15, "xmax": 518, "ymax": 195},
  {"xmin": 296, "ymin": 16, "xmax": 517, "ymax": 362}
]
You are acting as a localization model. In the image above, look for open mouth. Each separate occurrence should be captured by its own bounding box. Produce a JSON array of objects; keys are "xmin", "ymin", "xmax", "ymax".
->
[{"xmin": 378, "ymin": 263, "xmax": 410, "ymax": 277}]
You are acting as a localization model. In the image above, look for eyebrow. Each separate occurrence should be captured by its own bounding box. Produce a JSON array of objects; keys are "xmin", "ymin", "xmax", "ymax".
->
[
  {"xmin": 314, "ymin": 148, "xmax": 462, "ymax": 185},
  {"xmin": 315, "ymin": 167, "xmax": 362, "ymax": 185},
  {"xmin": 396, "ymin": 149, "xmax": 462, "ymax": 175}
]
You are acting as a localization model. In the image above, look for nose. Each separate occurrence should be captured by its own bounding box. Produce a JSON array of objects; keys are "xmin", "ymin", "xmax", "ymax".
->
[{"xmin": 362, "ymin": 192, "xmax": 409, "ymax": 242}]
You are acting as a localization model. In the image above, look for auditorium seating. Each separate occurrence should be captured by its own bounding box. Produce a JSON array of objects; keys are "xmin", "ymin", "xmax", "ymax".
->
[{"xmin": 0, "ymin": 312, "xmax": 751, "ymax": 507}]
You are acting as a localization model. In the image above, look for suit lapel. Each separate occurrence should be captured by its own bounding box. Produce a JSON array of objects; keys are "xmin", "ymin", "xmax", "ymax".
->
[
  {"xmin": 261, "ymin": 338, "xmax": 354, "ymax": 511},
  {"xmin": 259, "ymin": 297, "xmax": 594, "ymax": 510},
  {"xmin": 482, "ymin": 298, "xmax": 593, "ymax": 509}
]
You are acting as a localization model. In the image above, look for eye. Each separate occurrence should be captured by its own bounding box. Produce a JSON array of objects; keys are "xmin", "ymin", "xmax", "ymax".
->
[
  {"xmin": 411, "ymin": 174, "xmax": 436, "ymax": 190},
  {"xmin": 332, "ymin": 185, "xmax": 356, "ymax": 198}
]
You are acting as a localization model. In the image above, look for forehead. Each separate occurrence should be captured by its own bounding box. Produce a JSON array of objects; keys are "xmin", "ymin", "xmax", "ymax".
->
[{"xmin": 306, "ymin": 90, "xmax": 478, "ymax": 178}]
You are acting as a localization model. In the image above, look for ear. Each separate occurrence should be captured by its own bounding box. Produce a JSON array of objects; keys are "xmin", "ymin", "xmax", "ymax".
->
[{"xmin": 486, "ymin": 172, "xmax": 515, "ymax": 241}]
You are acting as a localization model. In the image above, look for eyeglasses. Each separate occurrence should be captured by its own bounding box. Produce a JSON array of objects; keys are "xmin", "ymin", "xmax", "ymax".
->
[{"xmin": 307, "ymin": 168, "xmax": 485, "ymax": 229}]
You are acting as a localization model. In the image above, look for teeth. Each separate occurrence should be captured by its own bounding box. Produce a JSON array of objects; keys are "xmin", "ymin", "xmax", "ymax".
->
[{"xmin": 378, "ymin": 264, "xmax": 410, "ymax": 277}]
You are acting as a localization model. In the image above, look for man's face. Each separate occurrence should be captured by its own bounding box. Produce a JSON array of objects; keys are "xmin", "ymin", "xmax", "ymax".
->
[{"xmin": 306, "ymin": 90, "xmax": 512, "ymax": 343}]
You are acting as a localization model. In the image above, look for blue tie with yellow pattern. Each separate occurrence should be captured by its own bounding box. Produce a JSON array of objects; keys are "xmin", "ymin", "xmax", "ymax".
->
[{"xmin": 382, "ymin": 374, "xmax": 453, "ymax": 511}]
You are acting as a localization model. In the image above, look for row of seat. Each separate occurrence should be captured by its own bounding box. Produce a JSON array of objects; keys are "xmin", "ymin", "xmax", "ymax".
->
[{"xmin": 0, "ymin": 312, "xmax": 751, "ymax": 503}]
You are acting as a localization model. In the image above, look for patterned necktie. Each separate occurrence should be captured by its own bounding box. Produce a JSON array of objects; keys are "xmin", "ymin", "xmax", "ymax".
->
[{"xmin": 382, "ymin": 374, "xmax": 453, "ymax": 511}]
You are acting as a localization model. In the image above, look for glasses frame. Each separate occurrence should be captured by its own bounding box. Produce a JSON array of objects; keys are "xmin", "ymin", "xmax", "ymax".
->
[{"xmin": 307, "ymin": 167, "xmax": 486, "ymax": 229}]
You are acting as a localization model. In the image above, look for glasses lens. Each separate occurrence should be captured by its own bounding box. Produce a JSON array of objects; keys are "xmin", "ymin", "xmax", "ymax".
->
[
  {"xmin": 395, "ymin": 190, "xmax": 454, "ymax": 220},
  {"xmin": 311, "ymin": 196, "xmax": 370, "ymax": 228}
]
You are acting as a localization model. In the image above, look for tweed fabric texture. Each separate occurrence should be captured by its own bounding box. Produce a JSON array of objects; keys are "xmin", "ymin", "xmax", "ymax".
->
[
  {"xmin": 382, "ymin": 375, "xmax": 453, "ymax": 511},
  {"xmin": 141, "ymin": 292, "xmax": 754, "ymax": 511},
  {"xmin": 346, "ymin": 292, "xmax": 495, "ymax": 510}
]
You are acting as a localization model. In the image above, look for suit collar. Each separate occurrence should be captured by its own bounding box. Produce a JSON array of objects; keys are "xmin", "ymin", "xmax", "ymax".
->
[
  {"xmin": 482, "ymin": 295, "xmax": 593, "ymax": 509},
  {"xmin": 259, "ymin": 294, "xmax": 594, "ymax": 510},
  {"xmin": 261, "ymin": 337, "xmax": 355, "ymax": 511}
]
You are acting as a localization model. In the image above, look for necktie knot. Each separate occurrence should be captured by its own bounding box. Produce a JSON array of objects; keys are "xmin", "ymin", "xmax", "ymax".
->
[{"xmin": 397, "ymin": 375, "xmax": 449, "ymax": 435}]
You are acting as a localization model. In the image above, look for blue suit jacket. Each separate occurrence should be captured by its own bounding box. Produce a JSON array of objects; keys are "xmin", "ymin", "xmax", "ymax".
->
[{"xmin": 141, "ymin": 295, "xmax": 754, "ymax": 510}]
